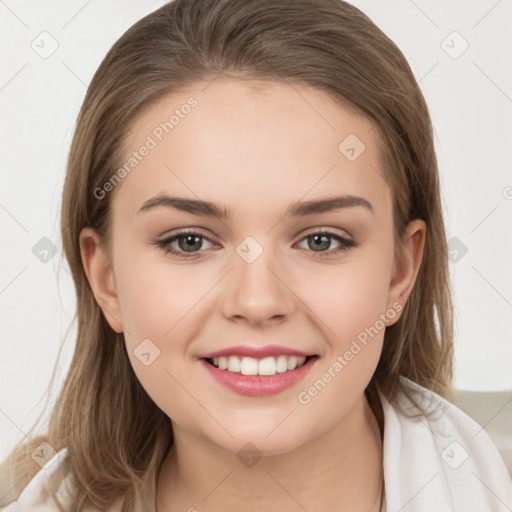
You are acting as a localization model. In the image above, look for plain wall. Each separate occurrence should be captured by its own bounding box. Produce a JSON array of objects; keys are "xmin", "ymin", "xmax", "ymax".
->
[{"xmin": 1, "ymin": 0, "xmax": 511, "ymax": 463}]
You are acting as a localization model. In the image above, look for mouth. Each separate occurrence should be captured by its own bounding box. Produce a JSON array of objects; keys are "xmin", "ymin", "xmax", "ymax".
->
[{"xmin": 200, "ymin": 355, "xmax": 319, "ymax": 396}]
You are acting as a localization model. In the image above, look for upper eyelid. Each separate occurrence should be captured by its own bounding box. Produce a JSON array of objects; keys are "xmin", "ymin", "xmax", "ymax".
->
[
  {"xmin": 160, "ymin": 229, "xmax": 216, "ymax": 244},
  {"xmin": 159, "ymin": 227, "xmax": 353, "ymax": 242},
  {"xmin": 297, "ymin": 226, "xmax": 353, "ymax": 239}
]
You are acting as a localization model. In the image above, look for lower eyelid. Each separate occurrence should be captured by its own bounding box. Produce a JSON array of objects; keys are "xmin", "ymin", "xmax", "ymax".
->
[{"xmin": 296, "ymin": 233, "xmax": 354, "ymax": 252}]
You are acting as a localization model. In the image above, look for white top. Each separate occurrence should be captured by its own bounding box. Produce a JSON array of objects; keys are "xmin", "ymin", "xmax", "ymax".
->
[{"xmin": 2, "ymin": 377, "xmax": 511, "ymax": 511}]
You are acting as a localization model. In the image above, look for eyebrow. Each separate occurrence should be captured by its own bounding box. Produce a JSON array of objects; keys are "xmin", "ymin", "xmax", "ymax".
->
[{"xmin": 137, "ymin": 194, "xmax": 374, "ymax": 219}]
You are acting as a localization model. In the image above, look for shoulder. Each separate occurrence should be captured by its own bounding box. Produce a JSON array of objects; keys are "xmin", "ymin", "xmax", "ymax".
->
[
  {"xmin": 0, "ymin": 448, "xmax": 75, "ymax": 511},
  {"xmin": 0, "ymin": 448, "xmax": 122, "ymax": 512},
  {"xmin": 378, "ymin": 377, "xmax": 512, "ymax": 512},
  {"xmin": 0, "ymin": 448, "xmax": 128, "ymax": 512}
]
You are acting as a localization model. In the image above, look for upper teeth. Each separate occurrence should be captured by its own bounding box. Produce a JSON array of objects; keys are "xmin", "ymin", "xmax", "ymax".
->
[{"xmin": 211, "ymin": 355, "xmax": 307, "ymax": 376}]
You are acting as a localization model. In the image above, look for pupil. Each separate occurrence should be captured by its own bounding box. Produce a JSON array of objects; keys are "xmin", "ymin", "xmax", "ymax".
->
[
  {"xmin": 180, "ymin": 235, "xmax": 201, "ymax": 252},
  {"xmin": 310, "ymin": 234, "xmax": 330, "ymax": 251}
]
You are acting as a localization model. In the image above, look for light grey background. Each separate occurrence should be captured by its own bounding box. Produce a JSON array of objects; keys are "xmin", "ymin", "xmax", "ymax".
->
[{"xmin": 1, "ymin": 0, "xmax": 511, "ymax": 462}]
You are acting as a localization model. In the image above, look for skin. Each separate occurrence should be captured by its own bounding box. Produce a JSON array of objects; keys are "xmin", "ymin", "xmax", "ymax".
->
[{"xmin": 80, "ymin": 79, "xmax": 425, "ymax": 511}]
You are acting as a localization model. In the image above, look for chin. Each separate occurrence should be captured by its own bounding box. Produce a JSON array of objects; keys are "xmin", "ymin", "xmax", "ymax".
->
[{"xmin": 208, "ymin": 424, "xmax": 311, "ymax": 459}]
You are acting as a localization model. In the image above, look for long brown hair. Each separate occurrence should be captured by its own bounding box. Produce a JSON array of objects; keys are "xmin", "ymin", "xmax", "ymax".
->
[{"xmin": 0, "ymin": 0, "xmax": 453, "ymax": 509}]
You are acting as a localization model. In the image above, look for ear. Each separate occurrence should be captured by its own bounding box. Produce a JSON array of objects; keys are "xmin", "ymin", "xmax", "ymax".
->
[
  {"xmin": 386, "ymin": 219, "xmax": 426, "ymax": 326},
  {"xmin": 79, "ymin": 227, "xmax": 124, "ymax": 333}
]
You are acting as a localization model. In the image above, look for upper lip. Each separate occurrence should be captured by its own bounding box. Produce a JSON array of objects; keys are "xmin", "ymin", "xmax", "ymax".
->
[{"xmin": 200, "ymin": 345, "xmax": 316, "ymax": 359}]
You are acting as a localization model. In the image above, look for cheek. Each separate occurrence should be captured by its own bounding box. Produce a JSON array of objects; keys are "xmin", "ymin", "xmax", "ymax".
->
[
  {"xmin": 304, "ymin": 258, "xmax": 392, "ymax": 344},
  {"xmin": 113, "ymin": 252, "xmax": 216, "ymax": 399},
  {"xmin": 113, "ymin": 257, "xmax": 205, "ymax": 417},
  {"xmin": 114, "ymin": 252, "xmax": 208, "ymax": 342},
  {"xmin": 295, "ymin": 268, "xmax": 388, "ymax": 418},
  {"xmin": 296, "ymin": 254, "xmax": 392, "ymax": 403}
]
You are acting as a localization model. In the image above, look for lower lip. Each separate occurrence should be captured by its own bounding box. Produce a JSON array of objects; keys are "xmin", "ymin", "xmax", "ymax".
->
[{"xmin": 200, "ymin": 357, "xmax": 318, "ymax": 396}]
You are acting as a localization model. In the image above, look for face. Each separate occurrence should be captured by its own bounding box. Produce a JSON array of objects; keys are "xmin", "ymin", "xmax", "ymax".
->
[{"xmin": 82, "ymin": 79, "xmax": 424, "ymax": 456}]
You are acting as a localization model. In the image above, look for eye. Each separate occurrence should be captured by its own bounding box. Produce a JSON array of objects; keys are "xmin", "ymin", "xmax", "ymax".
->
[
  {"xmin": 296, "ymin": 229, "xmax": 356, "ymax": 257},
  {"xmin": 154, "ymin": 229, "xmax": 216, "ymax": 259}
]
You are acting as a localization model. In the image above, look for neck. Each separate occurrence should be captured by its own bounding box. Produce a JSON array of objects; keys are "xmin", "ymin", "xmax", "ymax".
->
[{"xmin": 156, "ymin": 393, "xmax": 383, "ymax": 512}]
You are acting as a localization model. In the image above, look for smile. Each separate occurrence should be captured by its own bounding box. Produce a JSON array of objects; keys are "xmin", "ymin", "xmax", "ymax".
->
[{"xmin": 201, "ymin": 355, "xmax": 318, "ymax": 396}]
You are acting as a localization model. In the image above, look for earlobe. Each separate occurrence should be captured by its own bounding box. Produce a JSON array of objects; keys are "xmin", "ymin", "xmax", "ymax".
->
[
  {"xmin": 79, "ymin": 227, "xmax": 124, "ymax": 333},
  {"xmin": 386, "ymin": 219, "xmax": 426, "ymax": 325}
]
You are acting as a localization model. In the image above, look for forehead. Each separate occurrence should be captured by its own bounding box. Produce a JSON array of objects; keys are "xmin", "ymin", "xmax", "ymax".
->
[{"xmin": 111, "ymin": 79, "xmax": 391, "ymax": 222}]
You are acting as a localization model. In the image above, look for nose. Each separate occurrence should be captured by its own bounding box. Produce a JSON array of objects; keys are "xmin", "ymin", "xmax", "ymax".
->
[{"xmin": 221, "ymin": 242, "xmax": 297, "ymax": 327}]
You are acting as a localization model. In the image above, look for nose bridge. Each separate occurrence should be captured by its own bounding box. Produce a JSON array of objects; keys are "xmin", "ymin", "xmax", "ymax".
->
[{"xmin": 221, "ymin": 234, "xmax": 296, "ymax": 324}]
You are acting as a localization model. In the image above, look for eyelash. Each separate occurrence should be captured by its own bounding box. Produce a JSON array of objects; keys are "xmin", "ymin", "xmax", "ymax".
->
[{"xmin": 154, "ymin": 228, "xmax": 357, "ymax": 260}]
